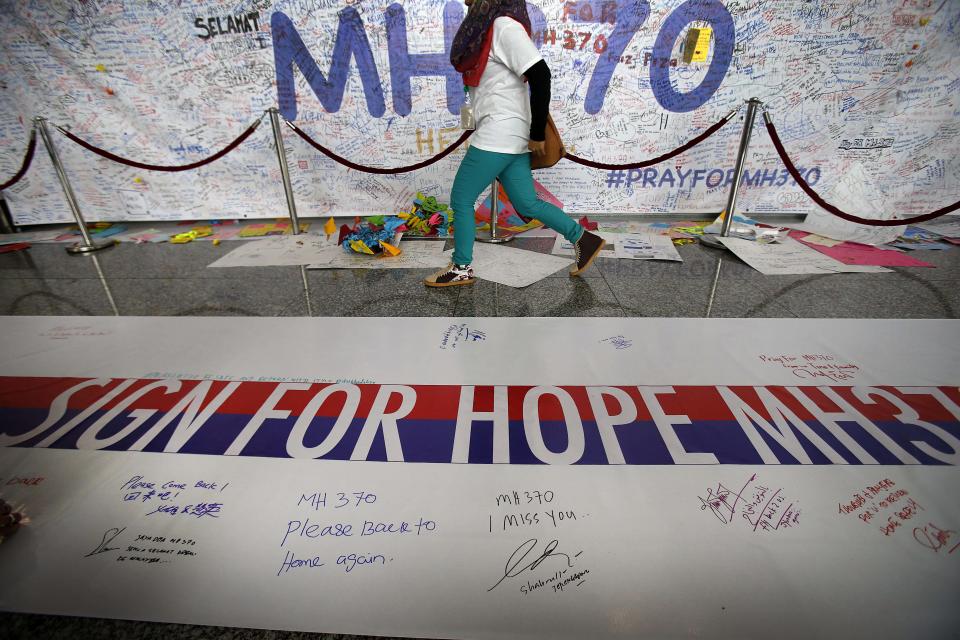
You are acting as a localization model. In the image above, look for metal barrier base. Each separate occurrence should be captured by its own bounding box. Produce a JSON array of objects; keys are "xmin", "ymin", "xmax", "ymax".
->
[
  {"xmin": 67, "ymin": 239, "xmax": 115, "ymax": 255},
  {"xmin": 476, "ymin": 233, "xmax": 515, "ymax": 244},
  {"xmin": 699, "ymin": 234, "xmax": 728, "ymax": 250}
]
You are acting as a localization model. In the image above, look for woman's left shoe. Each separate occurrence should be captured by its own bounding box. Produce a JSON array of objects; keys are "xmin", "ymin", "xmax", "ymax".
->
[
  {"xmin": 570, "ymin": 231, "xmax": 605, "ymax": 276},
  {"xmin": 425, "ymin": 263, "xmax": 475, "ymax": 287}
]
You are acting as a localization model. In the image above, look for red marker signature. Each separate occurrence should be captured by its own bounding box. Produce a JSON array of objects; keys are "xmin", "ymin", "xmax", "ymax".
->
[{"xmin": 913, "ymin": 523, "xmax": 960, "ymax": 555}]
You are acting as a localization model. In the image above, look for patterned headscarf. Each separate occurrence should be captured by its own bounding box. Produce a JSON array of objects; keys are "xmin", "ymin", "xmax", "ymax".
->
[{"xmin": 450, "ymin": 0, "xmax": 532, "ymax": 81}]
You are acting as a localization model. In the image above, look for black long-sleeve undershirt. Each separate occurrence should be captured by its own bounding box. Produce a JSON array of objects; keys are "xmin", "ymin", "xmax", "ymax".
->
[{"xmin": 523, "ymin": 60, "xmax": 551, "ymax": 142}]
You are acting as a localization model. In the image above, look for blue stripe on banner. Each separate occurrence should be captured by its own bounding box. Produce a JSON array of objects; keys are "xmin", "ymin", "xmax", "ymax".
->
[{"xmin": 2, "ymin": 407, "xmax": 956, "ymax": 465}]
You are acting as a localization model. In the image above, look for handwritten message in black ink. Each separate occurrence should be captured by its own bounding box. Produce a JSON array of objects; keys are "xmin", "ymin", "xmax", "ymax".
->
[
  {"xmin": 698, "ymin": 474, "xmax": 801, "ymax": 532},
  {"xmin": 276, "ymin": 489, "xmax": 438, "ymax": 577}
]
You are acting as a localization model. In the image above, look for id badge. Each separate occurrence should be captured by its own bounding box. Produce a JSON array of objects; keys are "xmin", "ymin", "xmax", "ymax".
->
[{"xmin": 460, "ymin": 104, "xmax": 475, "ymax": 130}]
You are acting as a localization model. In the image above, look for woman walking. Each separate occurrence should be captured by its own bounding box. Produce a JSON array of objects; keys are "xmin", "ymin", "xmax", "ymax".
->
[{"xmin": 425, "ymin": 0, "xmax": 605, "ymax": 287}]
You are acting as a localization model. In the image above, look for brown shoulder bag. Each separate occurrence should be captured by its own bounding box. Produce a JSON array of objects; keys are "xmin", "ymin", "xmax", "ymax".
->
[{"xmin": 530, "ymin": 113, "xmax": 565, "ymax": 170}]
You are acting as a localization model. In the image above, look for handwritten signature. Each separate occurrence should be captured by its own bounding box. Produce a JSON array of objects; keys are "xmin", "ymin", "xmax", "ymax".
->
[
  {"xmin": 599, "ymin": 335, "xmax": 633, "ymax": 350},
  {"xmin": 440, "ymin": 323, "xmax": 486, "ymax": 350},
  {"xmin": 488, "ymin": 538, "xmax": 580, "ymax": 592},
  {"xmin": 85, "ymin": 527, "xmax": 126, "ymax": 557},
  {"xmin": 698, "ymin": 474, "xmax": 800, "ymax": 532},
  {"xmin": 698, "ymin": 475, "xmax": 755, "ymax": 524},
  {"xmin": 913, "ymin": 523, "xmax": 959, "ymax": 555},
  {"xmin": 757, "ymin": 354, "xmax": 859, "ymax": 382}
]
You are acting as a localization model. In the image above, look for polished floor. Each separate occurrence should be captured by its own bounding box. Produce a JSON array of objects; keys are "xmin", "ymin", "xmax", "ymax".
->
[
  {"xmin": 1, "ymin": 226, "xmax": 958, "ymax": 640},
  {"xmin": 1, "ymin": 233, "xmax": 957, "ymax": 320}
]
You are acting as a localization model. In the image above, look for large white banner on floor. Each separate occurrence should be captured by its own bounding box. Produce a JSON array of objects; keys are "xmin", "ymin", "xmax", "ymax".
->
[
  {"xmin": 0, "ymin": 1, "xmax": 957, "ymax": 226},
  {"xmin": 0, "ymin": 316, "xmax": 958, "ymax": 638}
]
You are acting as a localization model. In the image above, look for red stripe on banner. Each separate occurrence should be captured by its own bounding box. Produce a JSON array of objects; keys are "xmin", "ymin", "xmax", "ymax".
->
[
  {"xmin": 723, "ymin": 386, "xmax": 817, "ymax": 421},
  {"xmin": 837, "ymin": 387, "xmax": 960, "ymax": 422},
  {"xmin": 0, "ymin": 377, "xmax": 126, "ymax": 410},
  {"xmin": 662, "ymin": 387, "xmax": 735, "ymax": 421},
  {"xmin": 0, "ymin": 377, "xmax": 956, "ymax": 424}
]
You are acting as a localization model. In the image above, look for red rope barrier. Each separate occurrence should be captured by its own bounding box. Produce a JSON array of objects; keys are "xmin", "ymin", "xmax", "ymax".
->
[
  {"xmin": 285, "ymin": 121, "xmax": 472, "ymax": 174},
  {"xmin": 764, "ymin": 113, "xmax": 959, "ymax": 227},
  {"xmin": 0, "ymin": 129, "xmax": 37, "ymax": 191},
  {"xmin": 564, "ymin": 111, "xmax": 736, "ymax": 170},
  {"xmin": 55, "ymin": 120, "xmax": 262, "ymax": 172}
]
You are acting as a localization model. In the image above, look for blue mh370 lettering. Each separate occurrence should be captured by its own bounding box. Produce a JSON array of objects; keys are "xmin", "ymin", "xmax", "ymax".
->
[{"xmin": 272, "ymin": 0, "xmax": 735, "ymax": 120}]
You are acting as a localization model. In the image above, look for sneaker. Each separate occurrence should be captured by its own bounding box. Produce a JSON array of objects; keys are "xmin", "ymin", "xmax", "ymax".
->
[
  {"xmin": 425, "ymin": 263, "xmax": 475, "ymax": 287},
  {"xmin": 570, "ymin": 231, "xmax": 605, "ymax": 276}
]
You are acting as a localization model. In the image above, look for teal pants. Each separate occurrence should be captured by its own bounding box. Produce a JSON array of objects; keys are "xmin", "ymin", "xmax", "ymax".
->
[{"xmin": 451, "ymin": 146, "xmax": 584, "ymax": 265}]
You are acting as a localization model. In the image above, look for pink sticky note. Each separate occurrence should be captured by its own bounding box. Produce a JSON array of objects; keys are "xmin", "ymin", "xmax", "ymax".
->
[{"xmin": 790, "ymin": 231, "xmax": 934, "ymax": 267}]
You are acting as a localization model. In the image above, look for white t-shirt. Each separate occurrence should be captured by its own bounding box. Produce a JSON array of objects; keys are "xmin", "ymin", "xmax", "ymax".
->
[{"xmin": 468, "ymin": 17, "xmax": 543, "ymax": 155}]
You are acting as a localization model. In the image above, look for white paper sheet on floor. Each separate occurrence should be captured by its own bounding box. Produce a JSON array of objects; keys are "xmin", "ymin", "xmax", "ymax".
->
[
  {"xmin": 718, "ymin": 237, "xmax": 893, "ymax": 274},
  {"xmin": 207, "ymin": 235, "xmax": 339, "ymax": 267},
  {"xmin": 613, "ymin": 233, "xmax": 683, "ymax": 261},
  {"xmin": 446, "ymin": 242, "xmax": 573, "ymax": 287}
]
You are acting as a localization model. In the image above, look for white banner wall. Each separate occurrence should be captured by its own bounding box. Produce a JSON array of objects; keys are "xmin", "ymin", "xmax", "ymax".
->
[{"xmin": 0, "ymin": 0, "xmax": 957, "ymax": 225}]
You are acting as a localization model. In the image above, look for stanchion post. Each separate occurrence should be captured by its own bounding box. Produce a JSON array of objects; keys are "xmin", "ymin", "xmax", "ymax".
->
[
  {"xmin": 0, "ymin": 194, "xmax": 16, "ymax": 234},
  {"xmin": 35, "ymin": 117, "xmax": 113, "ymax": 254},
  {"xmin": 490, "ymin": 179, "xmax": 500, "ymax": 241},
  {"xmin": 477, "ymin": 178, "xmax": 513, "ymax": 244},
  {"xmin": 720, "ymin": 97, "xmax": 762, "ymax": 237},
  {"xmin": 268, "ymin": 107, "xmax": 301, "ymax": 236},
  {"xmin": 700, "ymin": 98, "xmax": 761, "ymax": 250}
]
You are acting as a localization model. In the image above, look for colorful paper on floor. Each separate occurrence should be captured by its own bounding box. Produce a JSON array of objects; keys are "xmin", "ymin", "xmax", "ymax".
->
[
  {"xmin": 53, "ymin": 226, "xmax": 125, "ymax": 241},
  {"xmin": 93, "ymin": 225, "xmax": 126, "ymax": 238},
  {"xmin": 614, "ymin": 233, "xmax": 683, "ymax": 262},
  {"xmin": 885, "ymin": 226, "xmax": 953, "ymax": 251},
  {"xmin": 718, "ymin": 237, "xmax": 892, "ymax": 274},
  {"xmin": 210, "ymin": 226, "xmax": 244, "ymax": 241},
  {"xmin": 791, "ymin": 231, "xmax": 933, "ymax": 267},
  {"xmin": 887, "ymin": 241, "xmax": 952, "ymax": 251},
  {"xmin": 0, "ymin": 242, "xmax": 29, "ymax": 253},
  {"xmin": 551, "ymin": 232, "xmax": 618, "ymax": 259},
  {"xmin": 207, "ymin": 235, "xmax": 339, "ymax": 268},
  {"xmin": 799, "ymin": 233, "xmax": 843, "ymax": 247},
  {"xmin": 445, "ymin": 242, "xmax": 572, "ymax": 287},
  {"xmin": 239, "ymin": 221, "xmax": 308, "ymax": 237},
  {"xmin": 915, "ymin": 217, "xmax": 960, "ymax": 239},
  {"xmin": 0, "ymin": 229, "xmax": 69, "ymax": 245},
  {"xmin": 123, "ymin": 228, "xmax": 168, "ymax": 244},
  {"xmin": 309, "ymin": 241, "xmax": 448, "ymax": 270},
  {"xmin": 900, "ymin": 226, "xmax": 944, "ymax": 242}
]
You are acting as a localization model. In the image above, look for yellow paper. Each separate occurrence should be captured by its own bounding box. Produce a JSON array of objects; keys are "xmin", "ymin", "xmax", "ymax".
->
[
  {"xmin": 802, "ymin": 233, "xmax": 843, "ymax": 247},
  {"xmin": 350, "ymin": 239, "xmax": 374, "ymax": 254},
  {"xmin": 171, "ymin": 231, "xmax": 197, "ymax": 244},
  {"xmin": 379, "ymin": 241, "xmax": 401, "ymax": 257},
  {"xmin": 239, "ymin": 222, "xmax": 298, "ymax": 237},
  {"xmin": 683, "ymin": 27, "xmax": 712, "ymax": 63},
  {"xmin": 324, "ymin": 217, "xmax": 336, "ymax": 236}
]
